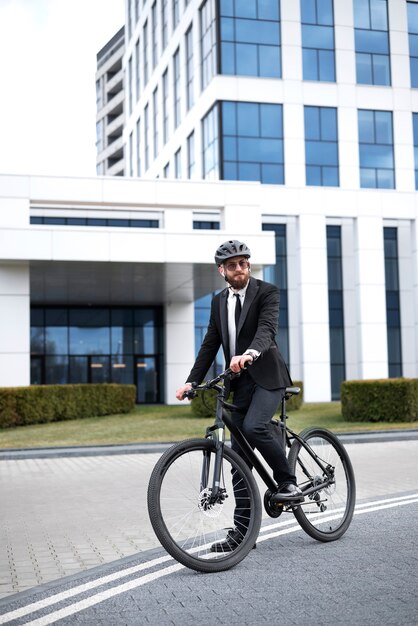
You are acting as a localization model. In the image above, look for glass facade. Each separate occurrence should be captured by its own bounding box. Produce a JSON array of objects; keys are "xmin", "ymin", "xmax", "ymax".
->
[
  {"xmin": 358, "ymin": 109, "xmax": 394, "ymax": 188},
  {"xmin": 326, "ymin": 225, "xmax": 346, "ymax": 400},
  {"xmin": 304, "ymin": 106, "xmax": 339, "ymax": 186},
  {"xmin": 262, "ymin": 224, "xmax": 289, "ymax": 366},
  {"xmin": 153, "ymin": 87, "xmax": 159, "ymax": 158},
  {"xmin": 222, "ymin": 101, "xmax": 284, "ymax": 184},
  {"xmin": 353, "ymin": 0, "xmax": 391, "ymax": 86},
  {"xmin": 414, "ymin": 113, "xmax": 418, "ymax": 189},
  {"xmin": 187, "ymin": 131, "xmax": 195, "ymax": 178},
  {"xmin": 200, "ymin": 0, "xmax": 217, "ymax": 89},
  {"xmin": 301, "ymin": 0, "xmax": 336, "ymax": 82},
  {"xmin": 186, "ymin": 26, "xmax": 194, "ymax": 111},
  {"xmin": 30, "ymin": 217, "xmax": 159, "ymax": 228},
  {"xmin": 202, "ymin": 104, "xmax": 220, "ymax": 179},
  {"xmin": 219, "ymin": 0, "xmax": 281, "ymax": 78},
  {"xmin": 407, "ymin": 1, "xmax": 418, "ymax": 88},
  {"xmin": 30, "ymin": 307, "xmax": 164, "ymax": 404},
  {"xmin": 384, "ymin": 228, "xmax": 402, "ymax": 377},
  {"xmin": 173, "ymin": 48, "xmax": 181, "ymax": 129}
]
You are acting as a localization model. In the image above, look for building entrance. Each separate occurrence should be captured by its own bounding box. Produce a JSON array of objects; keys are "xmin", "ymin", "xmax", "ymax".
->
[{"xmin": 30, "ymin": 306, "xmax": 163, "ymax": 404}]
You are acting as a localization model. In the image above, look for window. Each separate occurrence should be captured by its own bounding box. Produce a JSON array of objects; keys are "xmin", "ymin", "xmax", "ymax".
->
[
  {"xmin": 301, "ymin": 0, "xmax": 335, "ymax": 82},
  {"xmin": 413, "ymin": 113, "xmax": 418, "ymax": 189},
  {"xmin": 174, "ymin": 148, "xmax": 182, "ymax": 178},
  {"xmin": 173, "ymin": 48, "xmax": 181, "ymax": 128},
  {"xmin": 358, "ymin": 109, "xmax": 394, "ymax": 188},
  {"xmin": 135, "ymin": 40, "xmax": 140, "ymax": 101},
  {"xmin": 219, "ymin": 0, "xmax": 281, "ymax": 78},
  {"xmin": 193, "ymin": 220, "xmax": 220, "ymax": 229},
  {"xmin": 129, "ymin": 131, "xmax": 134, "ymax": 176},
  {"xmin": 326, "ymin": 225, "xmax": 346, "ymax": 399},
  {"xmin": 353, "ymin": 0, "xmax": 391, "ymax": 85},
  {"xmin": 407, "ymin": 2, "xmax": 418, "ymax": 88},
  {"xmin": 384, "ymin": 228, "xmax": 402, "ymax": 377},
  {"xmin": 304, "ymin": 106, "xmax": 339, "ymax": 186},
  {"xmin": 162, "ymin": 69, "xmax": 169, "ymax": 144},
  {"xmin": 222, "ymin": 101, "xmax": 284, "ymax": 184},
  {"xmin": 262, "ymin": 224, "xmax": 289, "ymax": 366},
  {"xmin": 187, "ymin": 131, "xmax": 195, "ymax": 178},
  {"xmin": 144, "ymin": 103, "xmax": 150, "ymax": 171},
  {"xmin": 136, "ymin": 118, "xmax": 141, "ymax": 176},
  {"xmin": 128, "ymin": 57, "xmax": 133, "ymax": 114},
  {"xmin": 96, "ymin": 120, "xmax": 104, "ymax": 152},
  {"xmin": 161, "ymin": 0, "xmax": 168, "ymax": 51},
  {"xmin": 186, "ymin": 26, "xmax": 194, "ymax": 110},
  {"xmin": 143, "ymin": 20, "xmax": 149, "ymax": 87},
  {"xmin": 153, "ymin": 87, "xmax": 159, "ymax": 159},
  {"xmin": 30, "ymin": 217, "xmax": 159, "ymax": 228},
  {"xmin": 152, "ymin": 2, "xmax": 158, "ymax": 69},
  {"xmin": 173, "ymin": 0, "xmax": 180, "ymax": 29},
  {"xmin": 164, "ymin": 162, "xmax": 170, "ymax": 178},
  {"xmin": 202, "ymin": 105, "xmax": 219, "ymax": 179},
  {"xmin": 30, "ymin": 306, "xmax": 163, "ymax": 403},
  {"xmin": 200, "ymin": 0, "xmax": 217, "ymax": 89}
]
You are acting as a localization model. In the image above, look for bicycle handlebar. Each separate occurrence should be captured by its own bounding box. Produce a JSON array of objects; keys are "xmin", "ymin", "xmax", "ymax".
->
[{"xmin": 183, "ymin": 366, "xmax": 247, "ymax": 400}]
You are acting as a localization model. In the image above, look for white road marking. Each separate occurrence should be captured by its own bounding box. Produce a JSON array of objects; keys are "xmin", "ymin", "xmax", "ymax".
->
[{"xmin": 0, "ymin": 493, "xmax": 416, "ymax": 626}]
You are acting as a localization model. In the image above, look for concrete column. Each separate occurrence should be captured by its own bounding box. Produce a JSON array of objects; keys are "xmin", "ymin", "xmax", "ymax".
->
[
  {"xmin": 412, "ymin": 219, "xmax": 418, "ymax": 377},
  {"xmin": 0, "ymin": 262, "xmax": 30, "ymax": 387},
  {"xmin": 354, "ymin": 216, "xmax": 388, "ymax": 379},
  {"xmin": 165, "ymin": 301, "xmax": 196, "ymax": 404},
  {"xmin": 398, "ymin": 221, "xmax": 416, "ymax": 377},
  {"xmin": 297, "ymin": 214, "xmax": 331, "ymax": 402}
]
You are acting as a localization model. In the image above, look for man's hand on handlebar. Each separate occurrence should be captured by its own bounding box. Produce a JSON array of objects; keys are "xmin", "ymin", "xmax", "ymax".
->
[
  {"xmin": 175, "ymin": 383, "xmax": 193, "ymax": 401},
  {"xmin": 229, "ymin": 353, "xmax": 253, "ymax": 373}
]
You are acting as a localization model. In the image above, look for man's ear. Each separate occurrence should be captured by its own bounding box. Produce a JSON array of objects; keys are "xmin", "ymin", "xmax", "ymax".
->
[{"xmin": 218, "ymin": 265, "xmax": 225, "ymax": 277}]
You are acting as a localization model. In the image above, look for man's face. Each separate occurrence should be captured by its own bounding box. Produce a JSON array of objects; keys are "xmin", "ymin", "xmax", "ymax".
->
[{"xmin": 219, "ymin": 255, "xmax": 251, "ymax": 290}]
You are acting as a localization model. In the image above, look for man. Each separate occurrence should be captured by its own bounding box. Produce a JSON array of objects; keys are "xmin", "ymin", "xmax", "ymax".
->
[{"xmin": 176, "ymin": 240, "xmax": 302, "ymax": 551}]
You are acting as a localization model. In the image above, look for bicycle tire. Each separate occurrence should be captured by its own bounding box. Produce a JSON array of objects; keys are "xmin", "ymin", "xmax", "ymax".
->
[
  {"xmin": 288, "ymin": 427, "xmax": 356, "ymax": 542},
  {"xmin": 147, "ymin": 438, "xmax": 262, "ymax": 573}
]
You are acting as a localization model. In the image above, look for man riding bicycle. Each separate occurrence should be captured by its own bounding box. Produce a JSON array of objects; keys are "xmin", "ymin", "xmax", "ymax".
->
[{"xmin": 176, "ymin": 240, "xmax": 303, "ymax": 552}]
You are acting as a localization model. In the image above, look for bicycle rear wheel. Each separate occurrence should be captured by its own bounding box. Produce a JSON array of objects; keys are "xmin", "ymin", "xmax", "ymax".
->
[
  {"xmin": 147, "ymin": 438, "xmax": 261, "ymax": 573},
  {"xmin": 288, "ymin": 428, "xmax": 356, "ymax": 542}
]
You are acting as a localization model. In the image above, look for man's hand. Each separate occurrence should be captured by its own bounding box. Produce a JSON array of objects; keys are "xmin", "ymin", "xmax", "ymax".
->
[
  {"xmin": 229, "ymin": 353, "xmax": 253, "ymax": 373},
  {"xmin": 175, "ymin": 383, "xmax": 193, "ymax": 401}
]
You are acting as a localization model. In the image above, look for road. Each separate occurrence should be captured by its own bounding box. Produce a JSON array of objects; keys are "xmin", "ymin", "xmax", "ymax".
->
[{"xmin": 0, "ymin": 438, "xmax": 417, "ymax": 624}]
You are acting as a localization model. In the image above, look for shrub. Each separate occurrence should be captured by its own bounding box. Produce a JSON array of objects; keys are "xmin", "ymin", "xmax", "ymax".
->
[
  {"xmin": 0, "ymin": 384, "xmax": 136, "ymax": 429},
  {"xmin": 341, "ymin": 378, "xmax": 418, "ymax": 423},
  {"xmin": 191, "ymin": 381, "xmax": 303, "ymax": 418}
]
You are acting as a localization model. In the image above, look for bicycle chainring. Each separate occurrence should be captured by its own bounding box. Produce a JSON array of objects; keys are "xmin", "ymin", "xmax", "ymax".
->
[{"xmin": 264, "ymin": 489, "xmax": 284, "ymax": 518}]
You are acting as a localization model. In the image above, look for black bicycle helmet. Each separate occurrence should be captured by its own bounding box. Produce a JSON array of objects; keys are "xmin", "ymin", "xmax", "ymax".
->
[{"xmin": 214, "ymin": 240, "xmax": 251, "ymax": 265}]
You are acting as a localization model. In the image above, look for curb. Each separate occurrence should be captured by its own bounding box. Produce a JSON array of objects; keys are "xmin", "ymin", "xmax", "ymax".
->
[{"xmin": 1, "ymin": 429, "xmax": 418, "ymax": 460}]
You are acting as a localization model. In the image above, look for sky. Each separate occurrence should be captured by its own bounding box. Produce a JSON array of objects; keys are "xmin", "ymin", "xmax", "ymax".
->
[{"xmin": 0, "ymin": 0, "xmax": 125, "ymax": 177}]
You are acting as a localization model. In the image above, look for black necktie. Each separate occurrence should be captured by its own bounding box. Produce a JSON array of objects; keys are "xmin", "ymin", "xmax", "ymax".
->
[{"xmin": 234, "ymin": 293, "xmax": 242, "ymax": 331}]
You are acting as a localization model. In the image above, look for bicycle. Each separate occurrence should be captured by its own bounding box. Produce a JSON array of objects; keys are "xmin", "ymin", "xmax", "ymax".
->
[{"xmin": 147, "ymin": 368, "xmax": 356, "ymax": 573}]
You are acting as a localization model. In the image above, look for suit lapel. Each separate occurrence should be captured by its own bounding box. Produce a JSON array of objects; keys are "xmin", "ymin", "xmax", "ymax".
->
[
  {"xmin": 219, "ymin": 288, "xmax": 230, "ymax": 355},
  {"xmin": 237, "ymin": 277, "xmax": 258, "ymax": 335}
]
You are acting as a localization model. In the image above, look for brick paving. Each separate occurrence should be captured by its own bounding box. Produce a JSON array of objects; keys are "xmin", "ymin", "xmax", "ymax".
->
[{"xmin": 0, "ymin": 439, "xmax": 417, "ymax": 600}]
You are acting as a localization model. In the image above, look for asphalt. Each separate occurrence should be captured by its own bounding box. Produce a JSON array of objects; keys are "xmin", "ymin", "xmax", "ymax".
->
[{"xmin": 0, "ymin": 429, "xmax": 417, "ymax": 603}]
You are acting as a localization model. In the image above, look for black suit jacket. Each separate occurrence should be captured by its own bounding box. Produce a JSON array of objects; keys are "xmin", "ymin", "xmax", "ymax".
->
[{"xmin": 187, "ymin": 277, "xmax": 292, "ymax": 390}]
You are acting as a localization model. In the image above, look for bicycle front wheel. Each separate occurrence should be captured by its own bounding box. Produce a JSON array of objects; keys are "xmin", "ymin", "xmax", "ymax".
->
[
  {"xmin": 147, "ymin": 438, "xmax": 261, "ymax": 573},
  {"xmin": 288, "ymin": 428, "xmax": 356, "ymax": 542}
]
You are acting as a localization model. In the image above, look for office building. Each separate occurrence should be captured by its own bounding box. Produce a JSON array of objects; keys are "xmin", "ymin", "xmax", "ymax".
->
[{"xmin": 0, "ymin": 0, "xmax": 417, "ymax": 404}]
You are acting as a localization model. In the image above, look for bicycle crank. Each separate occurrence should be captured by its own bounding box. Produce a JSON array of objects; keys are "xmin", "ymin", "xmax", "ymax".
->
[{"xmin": 264, "ymin": 489, "xmax": 284, "ymax": 518}]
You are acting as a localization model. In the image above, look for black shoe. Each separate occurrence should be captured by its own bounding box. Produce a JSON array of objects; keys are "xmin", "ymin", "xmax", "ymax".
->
[
  {"xmin": 210, "ymin": 528, "xmax": 256, "ymax": 553},
  {"xmin": 272, "ymin": 483, "xmax": 304, "ymax": 502}
]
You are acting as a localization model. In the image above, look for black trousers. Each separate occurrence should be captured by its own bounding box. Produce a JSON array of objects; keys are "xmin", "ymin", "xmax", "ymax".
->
[{"xmin": 230, "ymin": 371, "xmax": 296, "ymax": 533}]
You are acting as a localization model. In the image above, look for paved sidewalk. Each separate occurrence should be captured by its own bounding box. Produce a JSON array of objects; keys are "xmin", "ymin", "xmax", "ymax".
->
[{"xmin": 0, "ymin": 435, "xmax": 417, "ymax": 600}]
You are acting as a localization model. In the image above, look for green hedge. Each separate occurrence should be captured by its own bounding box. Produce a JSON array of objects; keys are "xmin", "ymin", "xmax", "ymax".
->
[
  {"xmin": 191, "ymin": 381, "xmax": 303, "ymax": 418},
  {"xmin": 341, "ymin": 378, "xmax": 418, "ymax": 423},
  {"xmin": 0, "ymin": 384, "xmax": 136, "ymax": 429}
]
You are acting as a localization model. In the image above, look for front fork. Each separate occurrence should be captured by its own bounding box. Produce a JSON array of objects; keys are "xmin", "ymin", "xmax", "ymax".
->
[{"xmin": 202, "ymin": 423, "xmax": 225, "ymax": 502}]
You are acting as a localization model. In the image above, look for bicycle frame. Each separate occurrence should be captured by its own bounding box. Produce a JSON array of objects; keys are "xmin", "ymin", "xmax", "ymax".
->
[{"xmin": 202, "ymin": 378, "xmax": 335, "ymax": 503}]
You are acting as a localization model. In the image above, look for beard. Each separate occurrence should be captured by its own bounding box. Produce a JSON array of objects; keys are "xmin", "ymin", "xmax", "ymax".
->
[{"xmin": 226, "ymin": 272, "xmax": 249, "ymax": 290}]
